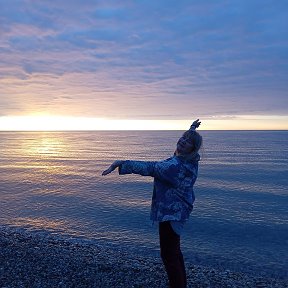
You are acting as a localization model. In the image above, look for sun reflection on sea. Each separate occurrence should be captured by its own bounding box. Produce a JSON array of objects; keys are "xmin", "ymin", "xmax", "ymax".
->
[
  {"xmin": 15, "ymin": 132, "xmax": 73, "ymax": 177},
  {"xmin": 8, "ymin": 217, "xmax": 72, "ymax": 234},
  {"xmin": 24, "ymin": 133, "xmax": 66, "ymax": 157}
]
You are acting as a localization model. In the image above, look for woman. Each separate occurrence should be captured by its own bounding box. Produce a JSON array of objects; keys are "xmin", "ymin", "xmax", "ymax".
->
[{"xmin": 102, "ymin": 119, "xmax": 202, "ymax": 288}]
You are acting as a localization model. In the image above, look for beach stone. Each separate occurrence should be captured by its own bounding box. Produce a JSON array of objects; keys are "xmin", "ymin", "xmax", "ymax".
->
[{"xmin": 0, "ymin": 226, "xmax": 288, "ymax": 288}]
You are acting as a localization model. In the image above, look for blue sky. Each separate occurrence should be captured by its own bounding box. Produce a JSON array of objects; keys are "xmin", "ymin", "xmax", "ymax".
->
[{"xmin": 0, "ymin": 0, "xmax": 287, "ymax": 128}]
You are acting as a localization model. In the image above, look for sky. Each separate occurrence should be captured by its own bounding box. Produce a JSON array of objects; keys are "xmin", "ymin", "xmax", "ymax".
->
[{"xmin": 0, "ymin": 0, "xmax": 287, "ymax": 130}]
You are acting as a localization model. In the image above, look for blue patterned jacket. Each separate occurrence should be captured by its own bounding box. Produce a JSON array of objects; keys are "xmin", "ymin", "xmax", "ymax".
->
[{"xmin": 118, "ymin": 154, "xmax": 200, "ymax": 222}]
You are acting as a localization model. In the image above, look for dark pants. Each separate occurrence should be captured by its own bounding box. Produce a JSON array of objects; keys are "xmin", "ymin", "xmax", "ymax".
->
[{"xmin": 159, "ymin": 221, "xmax": 187, "ymax": 288}]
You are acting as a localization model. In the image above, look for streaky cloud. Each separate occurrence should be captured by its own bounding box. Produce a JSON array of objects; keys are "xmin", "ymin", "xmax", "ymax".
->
[{"xmin": 0, "ymin": 0, "xmax": 287, "ymax": 123}]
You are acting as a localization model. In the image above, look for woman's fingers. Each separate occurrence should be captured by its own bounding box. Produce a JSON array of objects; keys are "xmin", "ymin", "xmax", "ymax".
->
[
  {"xmin": 102, "ymin": 160, "xmax": 124, "ymax": 176},
  {"xmin": 102, "ymin": 164, "xmax": 114, "ymax": 176},
  {"xmin": 102, "ymin": 168, "xmax": 111, "ymax": 176},
  {"xmin": 192, "ymin": 119, "xmax": 201, "ymax": 128}
]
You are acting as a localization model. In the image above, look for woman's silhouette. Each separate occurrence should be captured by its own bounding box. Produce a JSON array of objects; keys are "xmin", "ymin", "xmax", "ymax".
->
[{"xmin": 102, "ymin": 119, "xmax": 202, "ymax": 288}]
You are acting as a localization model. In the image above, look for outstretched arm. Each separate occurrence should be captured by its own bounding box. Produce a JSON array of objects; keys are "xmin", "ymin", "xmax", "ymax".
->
[
  {"xmin": 102, "ymin": 160, "xmax": 157, "ymax": 177},
  {"xmin": 102, "ymin": 158, "xmax": 180, "ymax": 187}
]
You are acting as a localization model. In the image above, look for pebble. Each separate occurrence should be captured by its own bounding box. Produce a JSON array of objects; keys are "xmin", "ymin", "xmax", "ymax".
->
[{"xmin": 0, "ymin": 226, "xmax": 287, "ymax": 288}]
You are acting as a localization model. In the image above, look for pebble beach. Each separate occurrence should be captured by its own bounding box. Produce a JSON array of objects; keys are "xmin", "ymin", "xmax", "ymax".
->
[{"xmin": 0, "ymin": 226, "xmax": 287, "ymax": 288}]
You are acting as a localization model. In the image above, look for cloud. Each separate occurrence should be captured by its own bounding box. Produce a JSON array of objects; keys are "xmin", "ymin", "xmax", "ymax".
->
[{"xmin": 0, "ymin": 0, "xmax": 287, "ymax": 120}]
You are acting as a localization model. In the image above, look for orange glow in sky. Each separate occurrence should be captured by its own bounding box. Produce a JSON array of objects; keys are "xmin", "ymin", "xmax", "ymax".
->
[{"xmin": 0, "ymin": 115, "xmax": 287, "ymax": 131}]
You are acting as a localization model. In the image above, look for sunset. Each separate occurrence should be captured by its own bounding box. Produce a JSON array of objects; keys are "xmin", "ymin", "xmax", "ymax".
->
[
  {"xmin": 0, "ymin": 0, "xmax": 287, "ymax": 130},
  {"xmin": 1, "ymin": 1, "xmax": 287, "ymax": 287},
  {"xmin": 0, "ymin": 115, "xmax": 287, "ymax": 131}
]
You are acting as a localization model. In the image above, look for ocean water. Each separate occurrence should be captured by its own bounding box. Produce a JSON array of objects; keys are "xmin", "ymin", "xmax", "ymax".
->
[{"xmin": 0, "ymin": 130, "xmax": 287, "ymax": 278}]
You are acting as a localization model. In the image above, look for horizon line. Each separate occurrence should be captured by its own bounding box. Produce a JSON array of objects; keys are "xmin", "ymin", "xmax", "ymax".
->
[{"xmin": 0, "ymin": 129, "xmax": 287, "ymax": 132}]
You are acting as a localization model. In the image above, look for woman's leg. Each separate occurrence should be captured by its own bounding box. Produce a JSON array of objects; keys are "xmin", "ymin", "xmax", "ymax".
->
[{"xmin": 159, "ymin": 221, "xmax": 187, "ymax": 288}]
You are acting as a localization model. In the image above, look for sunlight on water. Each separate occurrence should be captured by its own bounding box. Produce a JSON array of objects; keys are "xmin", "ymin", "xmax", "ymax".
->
[
  {"xmin": 9, "ymin": 217, "xmax": 70, "ymax": 233},
  {"xmin": 26, "ymin": 137, "xmax": 64, "ymax": 157}
]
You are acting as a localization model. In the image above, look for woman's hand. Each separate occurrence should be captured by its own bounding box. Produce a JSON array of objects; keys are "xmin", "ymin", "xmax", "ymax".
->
[
  {"xmin": 102, "ymin": 160, "xmax": 124, "ymax": 176},
  {"xmin": 190, "ymin": 119, "xmax": 201, "ymax": 130}
]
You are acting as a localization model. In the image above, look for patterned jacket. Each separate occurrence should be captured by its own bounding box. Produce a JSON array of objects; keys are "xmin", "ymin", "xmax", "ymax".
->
[{"xmin": 118, "ymin": 154, "xmax": 200, "ymax": 222}]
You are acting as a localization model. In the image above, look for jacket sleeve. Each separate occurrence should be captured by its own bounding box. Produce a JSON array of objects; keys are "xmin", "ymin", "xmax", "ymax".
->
[
  {"xmin": 118, "ymin": 159, "xmax": 180, "ymax": 187},
  {"xmin": 118, "ymin": 160, "xmax": 157, "ymax": 176}
]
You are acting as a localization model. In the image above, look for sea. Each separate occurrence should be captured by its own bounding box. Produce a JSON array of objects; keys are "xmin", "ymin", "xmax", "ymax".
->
[{"xmin": 0, "ymin": 130, "xmax": 287, "ymax": 278}]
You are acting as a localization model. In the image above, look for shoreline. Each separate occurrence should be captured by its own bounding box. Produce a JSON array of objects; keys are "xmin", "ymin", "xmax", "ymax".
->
[{"xmin": 0, "ymin": 226, "xmax": 287, "ymax": 288}]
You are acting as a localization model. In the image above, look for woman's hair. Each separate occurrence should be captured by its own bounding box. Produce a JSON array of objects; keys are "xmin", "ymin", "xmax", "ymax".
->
[
  {"xmin": 183, "ymin": 130, "xmax": 203, "ymax": 153},
  {"xmin": 181, "ymin": 130, "xmax": 203, "ymax": 161}
]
